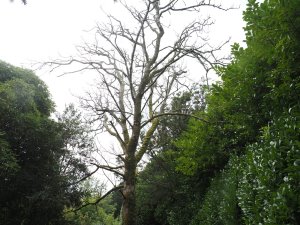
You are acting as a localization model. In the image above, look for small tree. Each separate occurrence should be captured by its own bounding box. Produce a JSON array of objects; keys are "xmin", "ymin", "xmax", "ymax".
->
[{"xmin": 45, "ymin": 1, "xmax": 230, "ymax": 224}]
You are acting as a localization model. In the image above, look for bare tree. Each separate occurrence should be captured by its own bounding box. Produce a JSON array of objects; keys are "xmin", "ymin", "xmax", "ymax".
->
[{"xmin": 44, "ymin": 0, "xmax": 230, "ymax": 224}]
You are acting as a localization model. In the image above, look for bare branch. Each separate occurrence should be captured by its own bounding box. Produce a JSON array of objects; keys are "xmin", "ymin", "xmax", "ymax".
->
[
  {"xmin": 141, "ymin": 112, "xmax": 209, "ymax": 128},
  {"xmin": 159, "ymin": 0, "xmax": 233, "ymax": 16},
  {"xmin": 91, "ymin": 162, "xmax": 124, "ymax": 177},
  {"xmin": 66, "ymin": 166, "xmax": 100, "ymax": 187},
  {"xmin": 73, "ymin": 185, "xmax": 123, "ymax": 212}
]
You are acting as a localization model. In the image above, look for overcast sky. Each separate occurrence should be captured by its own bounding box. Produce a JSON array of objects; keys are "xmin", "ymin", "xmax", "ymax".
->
[{"xmin": 0, "ymin": 0, "xmax": 248, "ymax": 112}]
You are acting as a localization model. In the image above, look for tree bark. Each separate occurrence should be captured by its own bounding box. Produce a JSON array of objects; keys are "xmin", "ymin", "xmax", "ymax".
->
[{"xmin": 122, "ymin": 155, "xmax": 137, "ymax": 225}]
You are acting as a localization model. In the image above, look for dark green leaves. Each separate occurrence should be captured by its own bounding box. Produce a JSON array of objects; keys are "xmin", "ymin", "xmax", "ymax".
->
[{"xmin": 0, "ymin": 61, "xmax": 88, "ymax": 225}]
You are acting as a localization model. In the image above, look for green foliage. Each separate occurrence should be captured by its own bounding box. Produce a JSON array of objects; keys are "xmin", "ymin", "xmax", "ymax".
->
[
  {"xmin": 147, "ymin": 84, "xmax": 207, "ymax": 156},
  {"xmin": 190, "ymin": 157, "xmax": 241, "ymax": 225},
  {"xmin": 136, "ymin": 89, "xmax": 210, "ymax": 225},
  {"xmin": 136, "ymin": 153, "xmax": 208, "ymax": 225},
  {"xmin": 176, "ymin": 0, "xmax": 300, "ymax": 176},
  {"xmin": 0, "ymin": 132, "xmax": 19, "ymax": 176},
  {"xmin": 65, "ymin": 180, "xmax": 121, "ymax": 225},
  {"xmin": 175, "ymin": 114, "xmax": 229, "ymax": 175},
  {"xmin": 187, "ymin": 112, "xmax": 300, "ymax": 225},
  {"xmin": 56, "ymin": 104, "xmax": 95, "ymax": 194},
  {"xmin": 0, "ymin": 61, "xmax": 89, "ymax": 225},
  {"xmin": 0, "ymin": 60, "xmax": 54, "ymax": 115},
  {"xmin": 0, "ymin": 61, "xmax": 63, "ymax": 224},
  {"xmin": 237, "ymin": 111, "xmax": 300, "ymax": 224},
  {"xmin": 241, "ymin": 0, "xmax": 300, "ymax": 116},
  {"xmin": 65, "ymin": 196, "xmax": 121, "ymax": 225},
  {"xmin": 191, "ymin": 110, "xmax": 300, "ymax": 225}
]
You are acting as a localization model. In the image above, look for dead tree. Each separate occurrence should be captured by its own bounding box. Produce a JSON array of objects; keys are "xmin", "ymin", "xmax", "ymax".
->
[{"xmin": 45, "ymin": 1, "xmax": 230, "ymax": 224}]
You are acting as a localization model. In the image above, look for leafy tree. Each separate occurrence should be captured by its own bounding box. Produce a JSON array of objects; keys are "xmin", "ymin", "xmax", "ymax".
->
[
  {"xmin": 56, "ymin": 104, "xmax": 95, "ymax": 197},
  {"xmin": 0, "ymin": 61, "xmax": 89, "ymax": 225},
  {"xmin": 174, "ymin": 0, "xmax": 300, "ymax": 224},
  {"xmin": 176, "ymin": 0, "xmax": 300, "ymax": 176}
]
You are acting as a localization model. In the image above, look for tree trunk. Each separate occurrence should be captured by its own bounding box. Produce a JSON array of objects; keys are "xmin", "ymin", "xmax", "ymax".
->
[{"xmin": 122, "ymin": 156, "xmax": 137, "ymax": 225}]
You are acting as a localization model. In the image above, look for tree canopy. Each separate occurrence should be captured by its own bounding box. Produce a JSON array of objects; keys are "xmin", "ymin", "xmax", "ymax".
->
[{"xmin": 0, "ymin": 61, "xmax": 91, "ymax": 225}]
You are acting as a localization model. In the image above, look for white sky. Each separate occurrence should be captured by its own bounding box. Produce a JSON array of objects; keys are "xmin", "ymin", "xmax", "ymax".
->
[{"xmin": 0, "ymin": 0, "xmax": 247, "ymax": 112}]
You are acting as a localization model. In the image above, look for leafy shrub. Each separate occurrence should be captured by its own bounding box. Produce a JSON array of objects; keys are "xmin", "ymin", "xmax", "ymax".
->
[
  {"xmin": 237, "ymin": 111, "xmax": 300, "ymax": 224},
  {"xmin": 190, "ymin": 156, "xmax": 242, "ymax": 225}
]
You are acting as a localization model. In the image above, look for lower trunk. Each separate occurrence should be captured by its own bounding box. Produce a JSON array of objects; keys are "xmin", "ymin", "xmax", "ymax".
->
[{"xmin": 122, "ymin": 158, "xmax": 137, "ymax": 225}]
